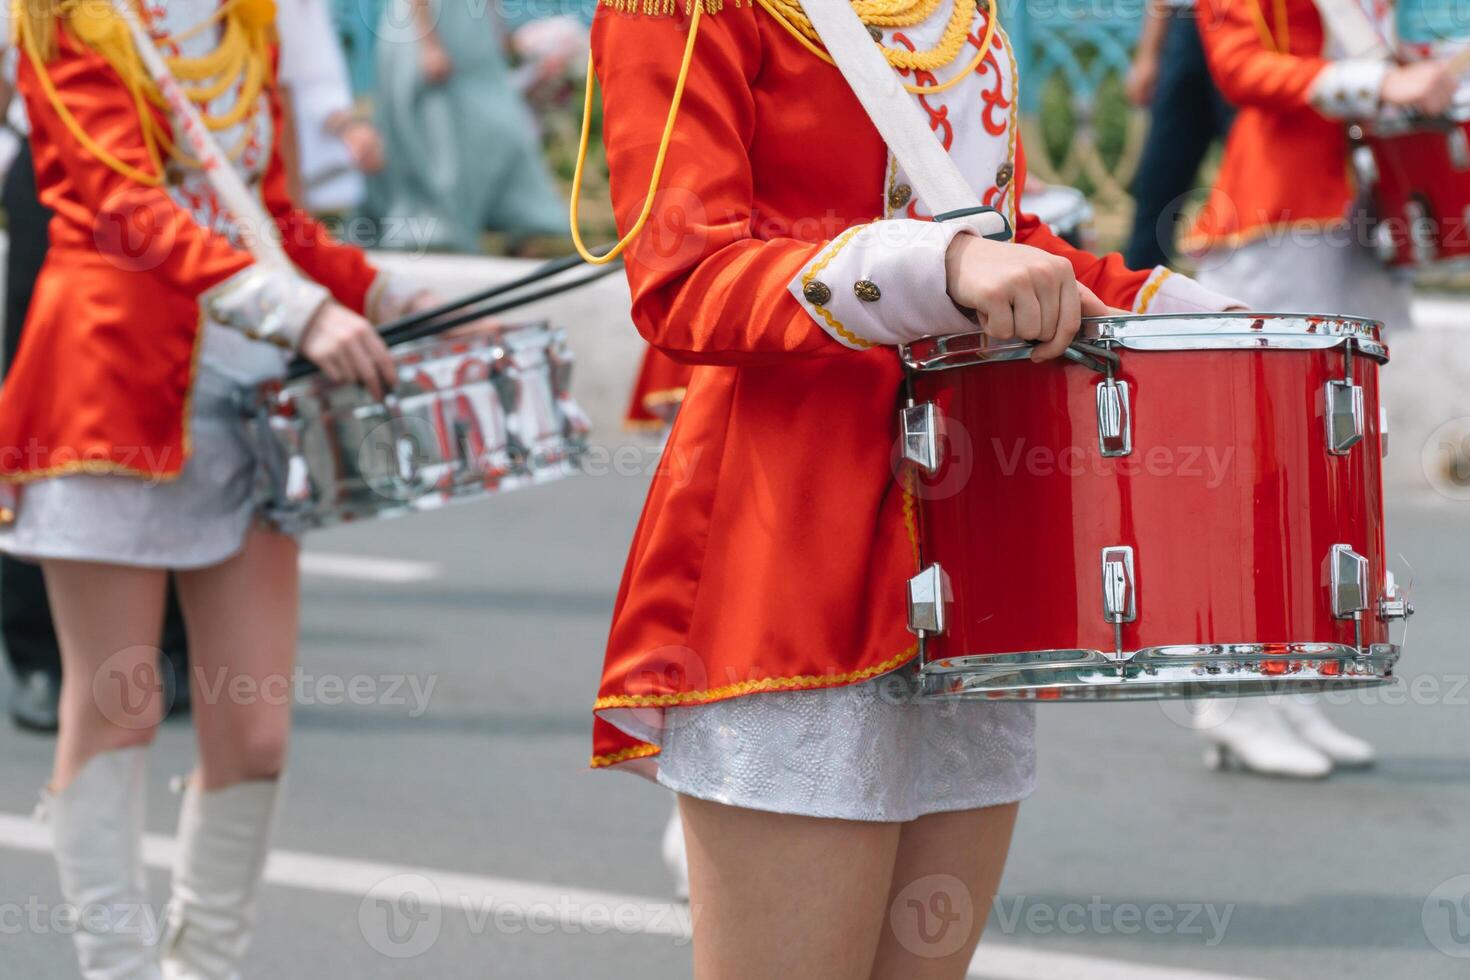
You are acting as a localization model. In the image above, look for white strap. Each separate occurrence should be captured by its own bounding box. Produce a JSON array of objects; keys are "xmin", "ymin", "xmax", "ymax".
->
[
  {"xmin": 800, "ymin": 0, "xmax": 1007, "ymax": 238},
  {"xmin": 110, "ymin": 0, "xmax": 293, "ymax": 269},
  {"xmin": 1310, "ymin": 0, "xmax": 1393, "ymax": 60}
]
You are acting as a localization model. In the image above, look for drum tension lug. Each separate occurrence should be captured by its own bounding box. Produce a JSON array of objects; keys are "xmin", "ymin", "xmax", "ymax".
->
[
  {"xmin": 1329, "ymin": 544, "xmax": 1370, "ymax": 652},
  {"xmin": 907, "ymin": 564, "xmax": 951, "ymax": 637},
  {"xmin": 1100, "ymin": 546, "xmax": 1136, "ymax": 661},
  {"xmin": 1377, "ymin": 570, "xmax": 1415, "ymax": 622},
  {"xmin": 900, "ymin": 401, "xmax": 943, "ymax": 475},
  {"xmin": 1325, "ymin": 345, "xmax": 1364, "ymax": 456},
  {"xmin": 1095, "ymin": 374, "xmax": 1132, "ymax": 458}
]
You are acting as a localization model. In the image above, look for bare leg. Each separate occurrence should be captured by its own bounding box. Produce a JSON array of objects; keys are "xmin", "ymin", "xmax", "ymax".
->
[
  {"xmin": 678, "ymin": 794, "xmax": 901, "ymax": 980},
  {"xmin": 42, "ymin": 559, "xmax": 168, "ymax": 790},
  {"xmin": 161, "ymin": 528, "xmax": 298, "ymax": 979},
  {"xmin": 870, "ymin": 803, "xmax": 1020, "ymax": 980},
  {"xmin": 174, "ymin": 527, "xmax": 300, "ymax": 790}
]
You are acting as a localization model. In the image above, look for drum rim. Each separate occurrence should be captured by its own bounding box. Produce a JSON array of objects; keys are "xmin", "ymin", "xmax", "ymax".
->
[
  {"xmin": 901, "ymin": 312, "xmax": 1389, "ymax": 372},
  {"xmin": 916, "ymin": 642, "xmax": 1399, "ymax": 701}
]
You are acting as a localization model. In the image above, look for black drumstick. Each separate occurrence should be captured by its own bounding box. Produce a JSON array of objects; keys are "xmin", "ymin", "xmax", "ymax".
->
[{"xmin": 284, "ymin": 261, "xmax": 624, "ymax": 381}]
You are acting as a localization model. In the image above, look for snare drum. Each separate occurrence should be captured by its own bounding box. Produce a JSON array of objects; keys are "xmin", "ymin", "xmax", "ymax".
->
[
  {"xmin": 899, "ymin": 313, "xmax": 1410, "ymax": 700},
  {"xmin": 1352, "ymin": 112, "xmax": 1470, "ymax": 268},
  {"xmin": 251, "ymin": 322, "xmax": 589, "ymax": 533}
]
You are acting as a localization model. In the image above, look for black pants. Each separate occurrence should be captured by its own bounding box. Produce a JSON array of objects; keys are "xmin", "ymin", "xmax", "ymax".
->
[
  {"xmin": 1, "ymin": 141, "xmax": 188, "ymax": 681},
  {"xmin": 1123, "ymin": 12, "xmax": 1235, "ymax": 271}
]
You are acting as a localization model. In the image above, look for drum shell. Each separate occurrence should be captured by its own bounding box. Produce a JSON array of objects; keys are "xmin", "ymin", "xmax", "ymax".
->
[
  {"xmin": 1366, "ymin": 122, "xmax": 1470, "ymax": 268},
  {"xmin": 909, "ymin": 346, "xmax": 1388, "ymax": 662}
]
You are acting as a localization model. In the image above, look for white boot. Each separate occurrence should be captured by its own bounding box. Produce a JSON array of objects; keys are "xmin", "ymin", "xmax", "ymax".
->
[
  {"xmin": 1199, "ymin": 701, "xmax": 1334, "ymax": 779},
  {"xmin": 43, "ymin": 747, "xmax": 162, "ymax": 980},
  {"xmin": 1279, "ymin": 699, "xmax": 1376, "ymax": 768},
  {"xmin": 660, "ymin": 802, "xmax": 689, "ymax": 901},
  {"xmin": 159, "ymin": 778, "xmax": 282, "ymax": 980}
]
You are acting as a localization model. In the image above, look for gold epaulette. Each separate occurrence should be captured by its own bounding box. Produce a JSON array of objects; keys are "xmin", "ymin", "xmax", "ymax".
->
[{"xmin": 599, "ymin": 0, "xmax": 734, "ymax": 15}]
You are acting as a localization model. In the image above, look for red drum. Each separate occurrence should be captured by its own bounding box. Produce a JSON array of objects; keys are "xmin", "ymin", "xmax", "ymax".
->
[
  {"xmin": 899, "ymin": 313, "xmax": 1411, "ymax": 700},
  {"xmin": 1353, "ymin": 112, "xmax": 1470, "ymax": 269}
]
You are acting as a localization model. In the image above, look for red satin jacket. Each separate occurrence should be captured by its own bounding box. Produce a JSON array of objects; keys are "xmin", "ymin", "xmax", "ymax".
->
[{"xmin": 0, "ymin": 27, "xmax": 378, "ymax": 484}]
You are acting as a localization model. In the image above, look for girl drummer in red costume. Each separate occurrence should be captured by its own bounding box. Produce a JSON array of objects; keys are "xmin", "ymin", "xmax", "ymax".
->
[
  {"xmin": 576, "ymin": 0, "xmax": 1237, "ymax": 972},
  {"xmin": 1185, "ymin": 0, "xmax": 1458, "ymax": 778},
  {"xmin": 0, "ymin": 2, "xmax": 436, "ymax": 976}
]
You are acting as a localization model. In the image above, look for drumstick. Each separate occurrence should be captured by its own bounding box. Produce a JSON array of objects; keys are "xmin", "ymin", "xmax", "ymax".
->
[
  {"xmin": 283, "ymin": 262, "xmax": 625, "ymax": 381},
  {"xmin": 375, "ymin": 252, "xmax": 590, "ymax": 339}
]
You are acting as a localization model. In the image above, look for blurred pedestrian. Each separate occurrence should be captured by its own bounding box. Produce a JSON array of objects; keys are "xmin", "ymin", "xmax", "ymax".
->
[
  {"xmin": 0, "ymin": 2, "xmax": 441, "ymax": 976},
  {"xmin": 369, "ymin": 0, "xmax": 568, "ymax": 253},
  {"xmin": 276, "ymin": 0, "xmax": 385, "ymax": 216},
  {"xmin": 1123, "ymin": 0, "xmax": 1233, "ymax": 270}
]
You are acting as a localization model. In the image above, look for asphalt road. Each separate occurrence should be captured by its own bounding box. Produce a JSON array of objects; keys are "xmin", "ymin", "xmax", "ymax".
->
[{"xmin": 1, "ymin": 429, "xmax": 1468, "ymax": 980}]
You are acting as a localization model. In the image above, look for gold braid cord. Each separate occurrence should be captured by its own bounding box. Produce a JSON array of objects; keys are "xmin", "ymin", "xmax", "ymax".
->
[{"xmin": 19, "ymin": 0, "xmax": 277, "ymax": 185}]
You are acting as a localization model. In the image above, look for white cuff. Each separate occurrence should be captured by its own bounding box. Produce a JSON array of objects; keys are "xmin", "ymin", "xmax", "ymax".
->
[
  {"xmin": 201, "ymin": 265, "xmax": 331, "ymax": 351},
  {"xmin": 790, "ymin": 219, "xmax": 978, "ymax": 350},
  {"xmin": 1133, "ymin": 267, "xmax": 1243, "ymax": 314},
  {"xmin": 365, "ymin": 269, "xmax": 430, "ymax": 325},
  {"xmin": 1309, "ymin": 59, "xmax": 1389, "ymax": 119}
]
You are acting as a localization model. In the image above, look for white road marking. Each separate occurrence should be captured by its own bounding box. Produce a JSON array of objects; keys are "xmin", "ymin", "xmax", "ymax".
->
[
  {"xmin": 299, "ymin": 552, "xmax": 440, "ymax": 584},
  {"xmin": 0, "ymin": 811, "xmax": 1262, "ymax": 980}
]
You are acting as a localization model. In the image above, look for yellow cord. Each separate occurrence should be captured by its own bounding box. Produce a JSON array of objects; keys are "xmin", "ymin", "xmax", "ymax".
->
[
  {"xmin": 570, "ymin": 0, "xmax": 707, "ymax": 264},
  {"xmin": 568, "ymin": 0, "xmax": 1000, "ymax": 262}
]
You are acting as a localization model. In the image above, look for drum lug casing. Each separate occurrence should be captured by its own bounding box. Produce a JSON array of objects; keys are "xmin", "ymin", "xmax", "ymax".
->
[
  {"xmin": 1449, "ymin": 127, "xmax": 1470, "ymax": 172},
  {"xmin": 1324, "ymin": 380, "xmax": 1365, "ymax": 454},
  {"xmin": 1100, "ymin": 546, "xmax": 1136, "ymax": 660},
  {"xmin": 906, "ymin": 563, "xmax": 952, "ymax": 636},
  {"xmin": 1095, "ymin": 378, "xmax": 1132, "ymax": 457},
  {"xmin": 1329, "ymin": 544, "xmax": 1370, "ymax": 620},
  {"xmin": 900, "ymin": 401, "xmax": 942, "ymax": 474}
]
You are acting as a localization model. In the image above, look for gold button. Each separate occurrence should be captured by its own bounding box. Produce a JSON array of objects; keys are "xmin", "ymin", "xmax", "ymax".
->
[
  {"xmin": 0, "ymin": 507, "xmax": 14, "ymax": 525},
  {"xmin": 867, "ymin": 24, "xmax": 883, "ymax": 41},
  {"xmin": 996, "ymin": 162, "xmax": 1013, "ymax": 188},
  {"xmin": 889, "ymin": 183, "xmax": 913, "ymax": 209},
  {"xmin": 803, "ymin": 280, "xmax": 833, "ymax": 305},
  {"xmin": 854, "ymin": 280, "xmax": 881, "ymax": 302}
]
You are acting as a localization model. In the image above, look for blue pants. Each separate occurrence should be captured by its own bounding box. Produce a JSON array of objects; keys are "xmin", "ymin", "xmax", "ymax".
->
[{"xmin": 1123, "ymin": 12, "xmax": 1235, "ymax": 271}]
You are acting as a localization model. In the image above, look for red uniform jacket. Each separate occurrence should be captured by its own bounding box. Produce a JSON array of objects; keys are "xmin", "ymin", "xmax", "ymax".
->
[{"xmin": 0, "ymin": 27, "xmax": 378, "ymax": 484}]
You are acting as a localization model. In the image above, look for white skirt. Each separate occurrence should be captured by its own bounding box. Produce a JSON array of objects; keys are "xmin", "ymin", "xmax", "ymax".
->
[
  {"xmin": 0, "ymin": 368, "xmax": 265, "ymax": 570},
  {"xmin": 645, "ymin": 666, "xmax": 1036, "ymax": 823}
]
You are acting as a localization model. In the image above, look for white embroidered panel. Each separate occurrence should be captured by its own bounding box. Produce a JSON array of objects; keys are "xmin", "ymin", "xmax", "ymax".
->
[
  {"xmin": 145, "ymin": 0, "xmax": 275, "ymax": 246},
  {"xmin": 871, "ymin": 10, "xmax": 1018, "ymax": 231}
]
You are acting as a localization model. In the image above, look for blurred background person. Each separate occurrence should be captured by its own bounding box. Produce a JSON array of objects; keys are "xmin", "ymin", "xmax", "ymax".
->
[
  {"xmin": 275, "ymin": 0, "xmax": 386, "ymax": 219},
  {"xmin": 369, "ymin": 0, "xmax": 569, "ymax": 254},
  {"xmin": 1123, "ymin": 0, "xmax": 1233, "ymax": 270}
]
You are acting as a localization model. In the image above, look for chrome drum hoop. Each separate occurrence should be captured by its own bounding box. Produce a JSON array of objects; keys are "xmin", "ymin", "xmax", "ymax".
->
[
  {"xmin": 917, "ymin": 643, "xmax": 1400, "ymax": 701},
  {"xmin": 900, "ymin": 312, "xmax": 1389, "ymax": 373}
]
